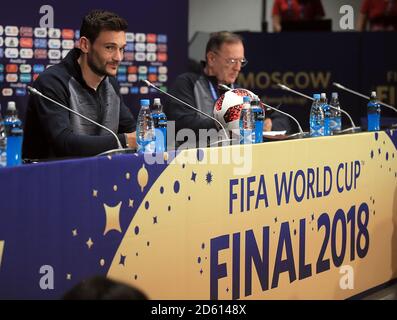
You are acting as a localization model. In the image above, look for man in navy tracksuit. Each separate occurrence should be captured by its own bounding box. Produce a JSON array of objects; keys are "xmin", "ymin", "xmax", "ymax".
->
[{"xmin": 23, "ymin": 10, "xmax": 137, "ymax": 159}]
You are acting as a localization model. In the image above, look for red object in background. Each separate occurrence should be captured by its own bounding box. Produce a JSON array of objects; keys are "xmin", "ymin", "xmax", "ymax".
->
[
  {"xmin": 128, "ymin": 66, "xmax": 137, "ymax": 74},
  {"xmin": 20, "ymin": 38, "xmax": 33, "ymax": 48},
  {"xmin": 157, "ymin": 53, "xmax": 168, "ymax": 62},
  {"xmin": 272, "ymin": 0, "xmax": 324, "ymax": 21},
  {"xmin": 148, "ymin": 74, "xmax": 158, "ymax": 82},
  {"xmin": 62, "ymin": 29, "xmax": 74, "ymax": 39},
  {"xmin": 146, "ymin": 34, "xmax": 157, "ymax": 43},
  {"xmin": 6, "ymin": 64, "xmax": 18, "ymax": 73}
]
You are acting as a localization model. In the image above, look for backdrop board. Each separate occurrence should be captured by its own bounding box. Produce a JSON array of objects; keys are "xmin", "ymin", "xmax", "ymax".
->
[
  {"xmin": 0, "ymin": 0, "xmax": 188, "ymax": 120},
  {"xmin": 236, "ymin": 32, "xmax": 397, "ymax": 131}
]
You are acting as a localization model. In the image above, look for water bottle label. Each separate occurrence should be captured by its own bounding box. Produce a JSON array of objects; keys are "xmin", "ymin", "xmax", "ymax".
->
[
  {"xmin": 323, "ymin": 118, "xmax": 331, "ymax": 136},
  {"xmin": 137, "ymin": 139, "xmax": 155, "ymax": 153},
  {"xmin": 255, "ymin": 120, "xmax": 263, "ymax": 143},
  {"xmin": 330, "ymin": 117, "xmax": 342, "ymax": 133},
  {"xmin": 6, "ymin": 135, "xmax": 23, "ymax": 166},
  {"xmin": 310, "ymin": 118, "xmax": 324, "ymax": 137},
  {"xmin": 0, "ymin": 150, "xmax": 6, "ymax": 167},
  {"xmin": 154, "ymin": 128, "xmax": 167, "ymax": 152},
  {"xmin": 368, "ymin": 113, "xmax": 380, "ymax": 131},
  {"xmin": 240, "ymin": 129, "xmax": 254, "ymax": 144}
]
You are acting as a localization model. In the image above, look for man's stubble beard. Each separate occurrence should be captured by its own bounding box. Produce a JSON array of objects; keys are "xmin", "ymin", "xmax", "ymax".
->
[{"xmin": 87, "ymin": 52, "xmax": 113, "ymax": 77}]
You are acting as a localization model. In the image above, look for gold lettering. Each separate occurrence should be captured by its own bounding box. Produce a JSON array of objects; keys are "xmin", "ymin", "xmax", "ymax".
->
[
  {"xmin": 239, "ymin": 71, "xmax": 332, "ymax": 90},
  {"xmin": 296, "ymin": 72, "xmax": 310, "ymax": 89},
  {"xmin": 386, "ymin": 71, "xmax": 397, "ymax": 82},
  {"xmin": 377, "ymin": 86, "xmax": 396, "ymax": 105},
  {"xmin": 237, "ymin": 73, "xmax": 255, "ymax": 89},
  {"xmin": 282, "ymin": 72, "xmax": 295, "ymax": 88},
  {"xmin": 256, "ymin": 72, "xmax": 270, "ymax": 89},
  {"xmin": 271, "ymin": 72, "xmax": 282, "ymax": 89},
  {"xmin": 0, "ymin": 241, "xmax": 4, "ymax": 269},
  {"xmin": 311, "ymin": 72, "xmax": 331, "ymax": 89}
]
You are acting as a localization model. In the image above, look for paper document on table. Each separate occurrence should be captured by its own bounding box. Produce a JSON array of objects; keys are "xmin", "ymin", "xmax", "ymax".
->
[{"xmin": 263, "ymin": 131, "xmax": 287, "ymax": 136}]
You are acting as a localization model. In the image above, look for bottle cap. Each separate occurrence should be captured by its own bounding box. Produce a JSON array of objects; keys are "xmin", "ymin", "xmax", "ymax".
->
[
  {"xmin": 371, "ymin": 91, "xmax": 377, "ymax": 98},
  {"xmin": 243, "ymin": 96, "xmax": 250, "ymax": 103},
  {"xmin": 320, "ymin": 93, "xmax": 327, "ymax": 99},
  {"xmin": 7, "ymin": 101, "xmax": 16, "ymax": 111},
  {"xmin": 140, "ymin": 99, "xmax": 150, "ymax": 106},
  {"xmin": 313, "ymin": 94, "xmax": 321, "ymax": 100},
  {"xmin": 153, "ymin": 98, "xmax": 161, "ymax": 105},
  {"xmin": 332, "ymin": 92, "xmax": 338, "ymax": 99}
]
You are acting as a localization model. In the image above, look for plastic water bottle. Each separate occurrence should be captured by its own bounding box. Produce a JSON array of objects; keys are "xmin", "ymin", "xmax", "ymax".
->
[
  {"xmin": 329, "ymin": 92, "xmax": 342, "ymax": 134},
  {"xmin": 251, "ymin": 96, "xmax": 264, "ymax": 144},
  {"xmin": 4, "ymin": 101, "xmax": 23, "ymax": 166},
  {"xmin": 310, "ymin": 94, "xmax": 325, "ymax": 137},
  {"xmin": 239, "ymin": 96, "xmax": 255, "ymax": 144},
  {"xmin": 0, "ymin": 104, "xmax": 6, "ymax": 167},
  {"xmin": 136, "ymin": 99, "xmax": 155, "ymax": 153},
  {"xmin": 367, "ymin": 91, "xmax": 380, "ymax": 131},
  {"xmin": 320, "ymin": 93, "xmax": 331, "ymax": 136},
  {"xmin": 151, "ymin": 98, "xmax": 167, "ymax": 152}
]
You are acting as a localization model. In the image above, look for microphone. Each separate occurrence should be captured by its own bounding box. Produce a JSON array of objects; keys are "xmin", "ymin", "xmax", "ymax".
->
[
  {"xmin": 218, "ymin": 84, "xmax": 308, "ymax": 139},
  {"xmin": 142, "ymin": 79, "xmax": 229, "ymax": 141},
  {"xmin": 278, "ymin": 83, "xmax": 361, "ymax": 134},
  {"xmin": 333, "ymin": 82, "xmax": 397, "ymax": 114},
  {"xmin": 27, "ymin": 86, "xmax": 129, "ymax": 154}
]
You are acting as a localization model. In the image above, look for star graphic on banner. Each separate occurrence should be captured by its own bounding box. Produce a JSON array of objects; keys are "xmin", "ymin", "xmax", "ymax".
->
[
  {"xmin": 86, "ymin": 238, "xmax": 94, "ymax": 249},
  {"xmin": 119, "ymin": 254, "xmax": 126, "ymax": 266},
  {"xmin": 205, "ymin": 171, "xmax": 213, "ymax": 184},
  {"xmin": 100, "ymin": 259, "xmax": 105, "ymax": 267},
  {"xmin": 0, "ymin": 241, "xmax": 5, "ymax": 269},
  {"xmin": 311, "ymin": 214, "xmax": 315, "ymax": 221},
  {"xmin": 103, "ymin": 202, "xmax": 122, "ymax": 235},
  {"xmin": 72, "ymin": 229, "xmax": 78, "ymax": 237},
  {"xmin": 153, "ymin": 216, "xmax": 158, "ymax": 224},
  {"xmin": 129, "ymin": 199, "xmax": 134, "ymax": 208},
  {"xmin": 93, "ymin": 190, "xmax": 98, "ymax": 197},
  {"xmin": 191, "ymin": 171, "xmax": 197, "ymax": 182},
  {"xmin": 66, "ymin": 274, "xmax": 72, "ymax": 280},
  {"xmin": 274, "ymin": 217, "xmax": 278, "ymax": 223}
]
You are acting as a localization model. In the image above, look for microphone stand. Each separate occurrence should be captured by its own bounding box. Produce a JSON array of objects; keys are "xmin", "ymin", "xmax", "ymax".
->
[
  {"xmin": 278, "ymin": 83, "xmax": 361, "ymax": 134},
  {"xmin": 333, "ymin": 82, "xmax": 397, "ymax": 128},
  {"xmin": 333, "ymin": 82, "xmax": 397, "ymax": 113}
]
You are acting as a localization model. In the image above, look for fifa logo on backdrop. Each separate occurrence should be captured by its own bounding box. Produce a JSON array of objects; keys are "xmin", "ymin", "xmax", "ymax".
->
[{"xmin": 339, "ymin": 5, "xmax": 354, "ymax": 30}]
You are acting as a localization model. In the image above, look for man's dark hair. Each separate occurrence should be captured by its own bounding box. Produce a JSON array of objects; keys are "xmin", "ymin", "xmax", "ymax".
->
[
  {"xmin": 62, "ymin": 276, "xmax": 148, "ymax": 300},
  {"xmin": 205, "ymin": 31, "xmax": 243, "ymax": 55},
  {"xmin": 80, "ymin": 9, "xmax": 128, "ymax": 43}
]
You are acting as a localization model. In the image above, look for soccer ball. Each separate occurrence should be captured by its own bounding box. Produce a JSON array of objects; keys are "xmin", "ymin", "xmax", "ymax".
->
[{"xmin": 213, "ymin": 88, "xmax": 256, "ymax": 132}]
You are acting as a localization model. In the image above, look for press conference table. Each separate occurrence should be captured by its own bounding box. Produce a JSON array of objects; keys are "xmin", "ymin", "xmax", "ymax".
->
[{"xmin": 0, "ymin": 129, "xmax": 396, "ymax": 299}]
